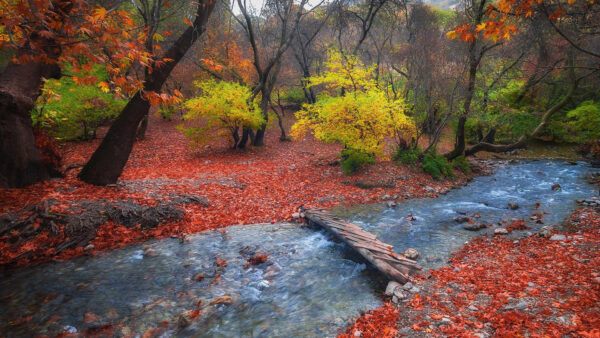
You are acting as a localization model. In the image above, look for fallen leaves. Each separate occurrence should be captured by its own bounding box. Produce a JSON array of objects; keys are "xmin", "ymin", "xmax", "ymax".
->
[
  {"xmin": 340, "ymin": 208, "xmax": 600, "ymax": 337},
  {"xmin": 0, "ymin": 114, "xmax": 472, "ymax": 267}
]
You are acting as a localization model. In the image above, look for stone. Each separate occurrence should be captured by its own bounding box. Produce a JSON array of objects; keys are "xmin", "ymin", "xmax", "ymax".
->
[
  {"xmin": 425, "ymin": 186, "xmax": 436, "ymax": 193},
  {"xmin": 385, "ymin": 281, "xmax": 401, "ymax": 296},
  {"xmin": 463, "ymin": 223, "xmax": 484, "ymax": 231},
  {"xmin": 386, "ymin": 201, "xmax": 397, "ymax": 208},
  {"xmin": 402, "ymin": 282, "xmax": 414, "ymax": 291},
  {"xmin": 354, "ymin": 330, "xmax": 363, "ymax": 337},
  {"xmin": 84, "ymin": 244, "xmax": 95, "ymax": 251},
  {"xmin": 549, "ymin": 234, "xmax": 566, "ymax": 241},
  {"xmin": 454, "ymin": 216, "xmax": 472, "ymax": 223},
  {"xmin": 409, "ymin": 286, "xmax": 421, "ymax": 293},
  {"xmin": 210, "ymin": 295, "xmax": 233, "ymax": 305},
  {"xmin": 494, "ymin": 228, "xmax": 509, "ymax": 235},
  {"xmin": 468, "ymin": 305, "xmax": 478, "ymax": 311},
  {"xmin": 505, "ymin": 301, "xmax": 528, "ymax": 311},
  {"xmin": 538, "ymin": 226, "xmax": 553, "ymax": 238},
  {"xmin": 404, "ymin": 248, "xmax": 419, "ymax": 260},
  {"xmin": 382, "ymin": 194, "xmax": 392, "ymax": 200},
  {"xmin": 508, "ymin": 201, "xmax": 519, "ymax": 210},
  {"xmin": 292, "ymin": 213, "xmax": 301, "ymax": 219},
  {"xmin": 393, "ymin": 288, "xmax": 407, "ymax": 300},
  {"xmin": 551, "ymin": 183, "xmax": 561, "ymax": 191}
]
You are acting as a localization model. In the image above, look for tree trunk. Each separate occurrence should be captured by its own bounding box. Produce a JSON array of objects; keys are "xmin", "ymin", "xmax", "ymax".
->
[
  {"xmin": 79, "ymin": 0, "xmax": 216, "ymax": 185},
  {"xmin": 253, "ymin": 88, "xmax": 270, "ymax": 146},
  {"xmin": 238, "ymin": 128, "xmax": 250, "ymax": 149},
  {"xmin": 232, "ymin": 127, "xmax": 240, "ymax": 149},
  {"xmin": 0, "ymin": 43, "xmax": 62, "ymax": 187}
]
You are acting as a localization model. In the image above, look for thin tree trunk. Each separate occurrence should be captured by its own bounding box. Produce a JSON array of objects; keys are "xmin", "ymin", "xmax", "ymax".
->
[
  {"xmin": 136, "ymin": 114, "xmax": 149, "ymax": 140},
  {"xmin": 253, "ymin": 87, "xmax": 270, "ymax": 146},
  {"xmin": 80, "ymin": 0, "xmax": 216, "ymax": 185}
]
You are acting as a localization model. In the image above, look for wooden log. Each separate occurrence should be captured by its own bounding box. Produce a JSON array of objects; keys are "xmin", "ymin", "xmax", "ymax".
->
[{"xmin": 304, "ymin": 209, "xmax": 421, "ymax": 284}]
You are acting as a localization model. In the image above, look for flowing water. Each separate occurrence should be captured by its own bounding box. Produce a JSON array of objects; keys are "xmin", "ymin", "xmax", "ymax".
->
[{"xmin": 0, "ymin": 160, "xmax": 597, "ymax": 337}]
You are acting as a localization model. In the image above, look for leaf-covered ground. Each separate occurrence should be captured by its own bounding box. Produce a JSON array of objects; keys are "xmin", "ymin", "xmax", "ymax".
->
[
  {"xmin": 340, "ymin": 207, "xmax": 600, "ymax": 337},
  {"xmin": 0, "ymin": 115, "xmax": 476, "ymax": 267}
]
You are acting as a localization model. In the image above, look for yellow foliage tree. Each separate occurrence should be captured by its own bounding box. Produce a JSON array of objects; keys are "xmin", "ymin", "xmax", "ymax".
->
[
  {"xmin": 180, "ymin": 80, "xmax": 265, "ymax": 149},
  {"xmin": 292, "ymin": 50, "xmax": 415, "ymax": 170}
]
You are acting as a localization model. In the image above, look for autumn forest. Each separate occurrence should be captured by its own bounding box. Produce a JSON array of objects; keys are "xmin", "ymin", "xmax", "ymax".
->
[{"xmin": 0, "ymin": 0, "xmax": 599, "ymax": 336}]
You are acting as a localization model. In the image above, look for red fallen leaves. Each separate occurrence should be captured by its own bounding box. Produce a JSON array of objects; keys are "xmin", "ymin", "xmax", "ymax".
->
[
  {"xmin": 506, "ymin": 219, "xmax": 528, "ymax": 232},
  {"xmin": 247, "ymin": 254, "xmax": 268, "ymax": 266},
  {"xmin": 341, "ymin": 208, "xmax": 600, "ymax": 337},
  {"xmin": 0, "ymin": 114, "xmax": 473, "ymax": 267},
  {"xmin": 339, "ymin": 302, "xmax": 399, "ymax": 338}
]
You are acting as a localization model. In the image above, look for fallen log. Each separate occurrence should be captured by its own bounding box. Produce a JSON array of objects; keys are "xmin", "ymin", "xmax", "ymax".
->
[{"xmin": 303, "ymin": 209, "xmax": 424, "ymax": 284}]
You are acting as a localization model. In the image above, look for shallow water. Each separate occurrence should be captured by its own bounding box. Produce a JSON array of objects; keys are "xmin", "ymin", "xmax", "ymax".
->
[{"xmin": 0, "ymin": 160, "xmax": 597, "ymax": 337}]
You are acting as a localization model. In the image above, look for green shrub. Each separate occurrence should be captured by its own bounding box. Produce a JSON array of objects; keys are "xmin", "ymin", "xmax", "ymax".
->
[
  {"xmin": 567, "ymin": 101, "xmax": 600, "ymax": 142},
  {"xmin": 422, "ymin": 152, "xmax": 455, "ymax": 180},
  {"xmin": 280, "ymin": 87, "xmax": 306, "ymax": 104},
  {"xmin": 32, "ymin": 64, "xmax": 126, "ymax": 141},
  {"xmin": 451, "ymin": 155, "xmax": 471, "ymax": 174},
  {"xmin": 341, "ymin": 149, "xmax": 375, "ymax": 175},
  {"xmin": 394, "ymin": 148, "xmax": 420, "ymax": 166}
]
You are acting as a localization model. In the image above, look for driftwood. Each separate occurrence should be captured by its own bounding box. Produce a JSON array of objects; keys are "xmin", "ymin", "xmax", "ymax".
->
[{"xmin": 303, "ymin": 209, "xmax": 425, "ymax": 284}]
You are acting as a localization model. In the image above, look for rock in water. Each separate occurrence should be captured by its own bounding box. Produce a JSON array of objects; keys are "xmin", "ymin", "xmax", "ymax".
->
[
  {"xmin": 551, "ymin": 183, "xmax": 561, "ymax": 191},
  {"xmin": 404, "ymin": 248, "xmax": 419, "ymax": 260},
  {"xmin": 463, "ymin": 223, "xmax": 484, "ymax": 231},
  {"xmin": 508, "ymin": 201, "xmax": 519, "ymax": 210}
]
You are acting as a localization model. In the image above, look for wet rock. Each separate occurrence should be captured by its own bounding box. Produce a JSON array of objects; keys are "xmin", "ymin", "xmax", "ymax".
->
[
  {"xmin": 385, "ymin": 281, "xmax": 401, "ymax": 296},
  {"xmin": 468, "ymin": 305, "xmax": 478, "ymax": 311},
  {"xmin": 404, "ymin": 248, "xmax": 419, "ymax": 260},
  {"xmin": 504, "ymin": 301, "xmax": 528, "ymax": 311},
  {"xmin": 508, "ymin": 201, "xmax": 519, "ymax": 210},
  {"xmin": 210, "ymin": 295, "xmax": 233, "ymax": 305},
  {"xmin": 494, "ymin": 228, "xmax": 508, "ymax": 235},
  {"xmin": 386, "ymin": 201, "xmax": 397, "ymax": 208},
  {"xmin": 425, "ymin": 187, "xmax": 436, "ymax": 193},
  {"xmin": 84, "ymin": 244, "xmax": 95, "ymax": 251},
  {"xmin": 551, "ymin": 183, "xmax": 561, "ymax": 191},
  {"xmin": 409, "ymin": 286, "xmax": 421, "ymax": 293},
  {"xmin": 382, "ymin": 194, "xmax": 392, "ymax": 200},
  {"xmin": 549, "ymin": 234, "xmax": 566, "ymax": 241},
  {"xmin": 463, "ymin": 223, "xmax": 484, "ymax": 231},
  {"xmin": 292, "ymin": 213, "xmax": 301, "ymax": 219},
  {"xmin": 538, "ymin": 226, "xmax": 553, "ymax": 238},
  {"xmin": 454, "ymin": 216, "xmax": 472, "ymax": 223},
  {"xmin": 353, "ymin": 330, "xmax": 363, "ymax": 337},
  {"xmin": 402, "ymin": 282, "xmax": 415, "ymax": 291}
]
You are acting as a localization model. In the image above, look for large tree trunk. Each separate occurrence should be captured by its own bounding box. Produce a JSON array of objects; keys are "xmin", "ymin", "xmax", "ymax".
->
[
  {"xmin": 79, "ymin": 0, "xmax": 216, "ymax": 185},
  {"xmin": 0, "ymin": 42, "xmax": 62, "ymax": 187}
]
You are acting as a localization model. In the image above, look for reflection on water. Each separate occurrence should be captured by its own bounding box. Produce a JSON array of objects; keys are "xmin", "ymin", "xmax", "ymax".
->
[{"xmin": 0, "ymin": 161, "xmax": 597, "ymax": 337}]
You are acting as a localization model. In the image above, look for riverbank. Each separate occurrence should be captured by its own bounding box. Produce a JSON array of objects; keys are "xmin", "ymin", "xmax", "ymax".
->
[
  {"xmin": 341, "ymin": 205, "xmax": 600, "ymax": 337},
  {"xmin": 0, "ymin": 115, "xmax": 486, "ymax": 268}
]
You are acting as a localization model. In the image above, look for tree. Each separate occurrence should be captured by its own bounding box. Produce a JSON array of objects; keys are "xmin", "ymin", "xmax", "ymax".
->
[
  {"xmin": 291, "ymin": 50, "xmax": 415, "ymax": 163},
  {"xmin": 0, "ymin": 0, "xmax": 140, "ymax": 187},
  {"xmin": 179, "ymin": 80, "xmax": 265, "ymax": 148},
  {"xmin": 79, "ymin": 0, "xmax": 217, "ymax": 186},
  {"xmin": 230, "ymin": 0, "xmax": 309, "ymax": 147}
]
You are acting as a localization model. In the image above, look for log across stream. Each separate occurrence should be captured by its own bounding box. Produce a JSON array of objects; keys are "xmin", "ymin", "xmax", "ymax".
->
[{"xmin": 0, "ymin": 160, "xmax": 597, "ymax": 337}]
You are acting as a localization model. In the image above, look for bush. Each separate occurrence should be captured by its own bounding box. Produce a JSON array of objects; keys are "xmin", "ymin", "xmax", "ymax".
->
[
  {"xmin": 394, "ymin": 148, "xmax": 420, "ymax": 166},
  {"xmin": 341, "ymin": 149, "xmax": 375, "ymax": 175},
  {"xmin": 279, "ymin": 87, "xmax": 306, "ymax": 105},
  {"xmin": 422, "ymin": 152, "xmax": 454, "ymax": 180},
  {"xmin": 180, "ymin": 80, "xmax": 265, "ymax": 148},
  {"xmin": 32, "ymin": 64, "xmax": 126, "ymax": 141},
  {"xmin": 567, "ymin": 101, "xmax": 600, "ymax": 142},
  {"xmin": 451, "ymin": 155, "xmax": 471, "ymax": 174}
]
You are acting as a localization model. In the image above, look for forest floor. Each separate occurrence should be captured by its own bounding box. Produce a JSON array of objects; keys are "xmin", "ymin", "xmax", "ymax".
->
[
  {"xmin": 340, "ymin": 206, "xmax": 600, "ymax": 338},
  {"xmin": 0, "ymin": 114, "xmax": 483, "ymax": 268}
]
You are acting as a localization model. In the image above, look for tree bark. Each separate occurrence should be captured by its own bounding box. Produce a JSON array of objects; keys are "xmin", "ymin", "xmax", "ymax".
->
[
  {"xmin": 252, "ymin": 87, "xmax": 270, "ymax": 146},
  {"xmin": 0, "ymin": 39, "xmax": 62, "ymax": 187},
  {"xmin": 79, "ymin": 0, "xmax": 216, "ymax": 185}
]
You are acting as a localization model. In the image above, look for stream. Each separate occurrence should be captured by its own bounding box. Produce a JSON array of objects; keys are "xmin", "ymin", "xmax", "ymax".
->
[{"xmin": 0, "ymin": 160, "xmax": 597, "ymax": 337}]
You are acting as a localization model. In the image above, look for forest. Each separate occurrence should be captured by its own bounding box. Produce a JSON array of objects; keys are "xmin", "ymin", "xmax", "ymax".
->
[{"xmin": 0, "ymin": 0, "xmax": 599, "ymax": 336}]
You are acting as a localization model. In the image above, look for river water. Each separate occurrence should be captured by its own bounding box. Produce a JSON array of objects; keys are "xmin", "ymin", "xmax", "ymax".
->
[{"xmin": 0, "ymin": 160, "xmax": 597, "ymax": 337}]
